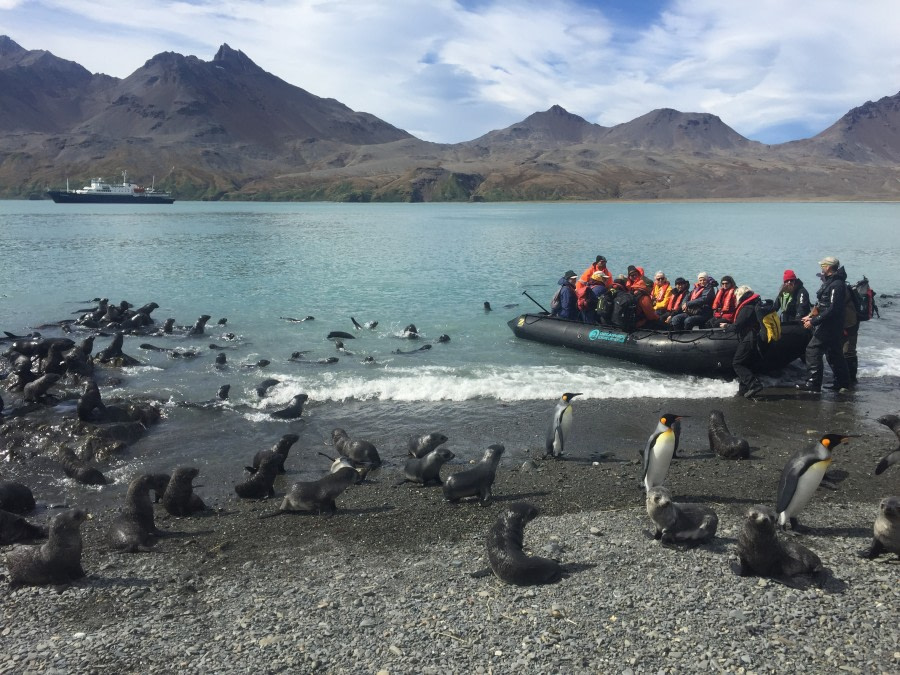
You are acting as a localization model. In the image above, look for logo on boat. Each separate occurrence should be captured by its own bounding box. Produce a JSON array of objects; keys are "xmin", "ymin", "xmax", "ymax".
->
[{"xmin": 588, "ymin": 329, "xmax": 627, "ymax": 344}]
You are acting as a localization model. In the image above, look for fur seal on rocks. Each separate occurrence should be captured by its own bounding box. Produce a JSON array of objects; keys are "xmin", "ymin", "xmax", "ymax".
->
[
  {"xmin": 23, "ymin": 373, "xmax": 60, "ymax": 403},
  {"xmin": 736, "ymin": 505, "xmax": 823, "ymax": 578},
  {"xmin": 0, "ymin": 480, "xmax": 36, "ymax": 514},
  {"xmin": 234, "ymin": 452, "xmax": 281, "ymax": 499},
  {"xmin": 486, "ymin": 502, "xmax": 562, "ymax": 585},
  {"xmin": 274, "ymin": 467, "xmax": 358, "ymax": 516},
  {"xmin": 60, "ymin": 448, "xmax": 107, "ymax": 486},
  {"xmin": 77, "ymin": 380, "xmax": 107, "ymax": 421},
  {"xmin": 95, "ymin": 333, "xmax": 141, "ymax": 366},
  {"xmin": 269, "ymin": 393, "xmax": 308, "ymax": 420},
  {"xmin": 5, "ymin": 508, "xmax": 89, "ymax": 586},
  {"xmin": 403, "ymin": 448, "xmax": 455, "ymax": 486},
  {"xmin": 707, "ymin": 409, "xmax": 750, "ymax": 459},
  {"xmin": 0, "ymin": 509, "xmax": 47, "ymax": 545},
  {"xmin": 407, "ymin": 432, "xmax": 449, "ymax": 458},
  {"xmin": 108, "ymin": 474, "xmax": 171, "ymax": 552},
  {"xmin": 247, "ymin": 433, "xmax": 300, "ymax": 474},
  {"xmin": 443, "ymin": 444, "xmax": 504, "ymax": 505},
  {"xmin": 874, "ymin": 413, "xmax": 900, "ymax": 474},
  {"xmin": 162, "ymin": 467, "xmax": 206, "ymax": 516},
  {"xmin": 645, "ymin": 486, "xmax": 718, "ymax": 544},
  {"xmin": 859, "ymin": 496, "xmax": 900, "ymax": 560},
  {"xmin": 332, "ymin": 428, "xmax": 381, "ymax": 467}
]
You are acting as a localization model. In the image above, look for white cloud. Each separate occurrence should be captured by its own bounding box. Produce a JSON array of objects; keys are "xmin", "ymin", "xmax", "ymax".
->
[{"xmin": 2, "ymin": 0, "xmax": 899, "ymax": 143}]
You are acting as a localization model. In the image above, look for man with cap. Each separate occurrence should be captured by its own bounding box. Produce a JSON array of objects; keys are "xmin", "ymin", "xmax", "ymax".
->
[
  {"xmin": 578, "ymin": 255, "xmax": 611, "ymax": 290},
  {"xmin": 669, "ymin": 272, "xmax": 715, "ymax": 331},
  {"xmin": 776, "ymin": 269, "xmax": 811, "ymax": 322},
  {"xmin": 798, "ymin": 256, "xmax": 850, "ymax": 392},
  {"xmin": 551, "ymin": 270, "xmax": 580, "ymax": 321}
]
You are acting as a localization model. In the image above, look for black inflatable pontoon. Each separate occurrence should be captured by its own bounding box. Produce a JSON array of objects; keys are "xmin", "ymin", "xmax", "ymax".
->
[{"xmin": 507, "ymin": 313, "xmax": 810, "ymax": 378}]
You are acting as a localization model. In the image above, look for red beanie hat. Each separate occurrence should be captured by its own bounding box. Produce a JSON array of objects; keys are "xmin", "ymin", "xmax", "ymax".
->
[{"xmin": 783, "ymin": 269, "xmax": 797, "ymax": 282}]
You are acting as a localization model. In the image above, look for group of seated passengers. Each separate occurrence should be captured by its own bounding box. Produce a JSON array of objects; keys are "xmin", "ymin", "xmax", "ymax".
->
[{"xmin": 551, "ymin": 255, "xmax": 750, "ymax": 332}]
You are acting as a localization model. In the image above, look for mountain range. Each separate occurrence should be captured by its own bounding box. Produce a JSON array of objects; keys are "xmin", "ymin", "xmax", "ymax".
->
[{"xmin": 2, "ymin": 35, "xmax": 899, "ymax": 201}]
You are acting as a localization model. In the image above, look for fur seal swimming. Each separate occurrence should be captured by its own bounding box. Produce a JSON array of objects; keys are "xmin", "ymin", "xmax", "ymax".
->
[
  {"xmin": 486, "ymin": 502, "xmax": 562, "ymax": 585},
  {"xmin": 60, "ymin": 448, "xmax": 107, "ymax": 486},
  {"xmin": 269, "ymin": 393, "xmax": 309, "ymax": 420},
  {"xmin": 247, "ymin": 433, "xmax": 300, "ymax": 474},
  {"xmin": 255, "ymin": 378, "xmax": 280, "ymax": 397},
  {"xmin": 0, "ymin": 480, "xmax": 36, "ymax": 514},
  {"xmin": 403, "ymin": 448, "xmax": 455, "ymax": 486},
  {"xmin": 407, "ymin": 432, "xmax": 449, "ymax": 458},
  {"xmin": 645, "ymin": 486, "xmax": 718, "ymax": 544},
  {"xmin": 874, "ymin": 413, "xmax": 900, "ymax": 474},
  {"xmin": 22, "ymin": 373, "xmax": 60, "ymax": 403},
  {"xmin": 443, "ymin": 444, "xmax": 504, "ymax": 506},
  {"xmin": 188, "ymin": 315, "xmax": 211, "ymax": 336},
  {"xmin": 108, "ymin": 474, "xmax": 171, "ymax": 552},
  {"xmin": 0, "ymin": 508, "xmax": 47, "ymax": 545},
  {"xmin": 735, "ymin": 505, "xmax": 823, "ymax": 578},
  {"xmin": 162, "ymin": 467, "xmax": 206, "ymax": 516},
  {"xmin": 327, "ymin": 331, "xmax": 355, "ymax": 340},
  {"xmin": 331, "ymin": 428, "xmax": 381, "ymax": 467},
  {"xmin": 177, "ymin": 384, "xmax": 231, "ymax": 410},
  {"xmin": 5, "ymin": 508, "xmax": 89, "ymax": 586},
  {"xmin": 400, "ymin": 324, "xmax": 419, "ymax": 339},
  {"xmin": 707, "ymin": 409, "xmax": 750, "ymax": 460},
  {"xmin": 859, "ymin": 496, "xmax": 900, "ymax": 560},
  {"xmin": 393, "ymin": 344, "xmax": 431, "ymax": 355},
  {"xmin": 234, "ymin": 452, "xmax": 281, "ymax": 499},
  {"xmin": 77, "ymin": 380, "xmax": 107, "ymax": 421},
  {"xmin": 275, "ymin": 467, "xmax": 358, "ymax": 515}
]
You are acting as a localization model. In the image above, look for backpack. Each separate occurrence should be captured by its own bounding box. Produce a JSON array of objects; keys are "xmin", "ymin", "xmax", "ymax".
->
[
  {"xmin": 576, "ymin": 284, "xmax": 594, "ymax": 312},
  {"xmin": 549, "ymin": 286, "xmax": 562, "ymax": 313},
  {"xmin": 597, "ymin": 288, "xmax": 617, "ymax": 323},
  {"xmin": 755, "ymin": 299, "xmax": 782, "ymax": 343},
  {"xmin": 848, "ymin": 276, "xmax": 878, "ymax": 321},
  {"xmin": 611, "ymin": 291, "xmax": 638, "ymax": 331}
]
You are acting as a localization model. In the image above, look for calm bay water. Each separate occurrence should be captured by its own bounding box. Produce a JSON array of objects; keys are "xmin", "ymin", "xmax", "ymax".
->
[{"xmin": 1, "ymin": 200, "xmax": 898, "ymax": 503}]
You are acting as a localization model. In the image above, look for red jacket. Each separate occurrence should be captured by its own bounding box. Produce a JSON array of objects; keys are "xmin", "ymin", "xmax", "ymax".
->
[
  {"xmin": 712, "ymin": 287, "xmax": 737, "ymax": 323},
  {"xmin": 631, "ymin": 281, "xmax": 658, "ymax": 328},
  {"xmin": 666, "ymin": 288, "xmax": 688, "ymax": 312}
]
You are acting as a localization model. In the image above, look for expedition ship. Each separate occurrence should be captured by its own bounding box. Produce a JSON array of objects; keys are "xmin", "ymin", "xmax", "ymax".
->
[{"xmin": 48, "ymin": 172, "xmax": 174, "ymax": 204}]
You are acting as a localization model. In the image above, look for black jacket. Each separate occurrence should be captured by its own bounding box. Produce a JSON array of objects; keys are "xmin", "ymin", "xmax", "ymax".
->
[
  {"xmin": 811, "ymin": 266, "xmax": 848, "ymax": 334},
  {"xmin": 776, "ymin": 281, "xmax": 811, "ymax": 322},
  {"xmin": 729, "ymin": 293, "xmax": 761, "ymax": 340}
]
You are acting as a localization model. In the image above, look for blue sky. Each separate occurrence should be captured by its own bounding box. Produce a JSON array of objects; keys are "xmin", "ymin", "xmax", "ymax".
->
[{"xmin": 2, "ymin": 0, "xmax": 899, "ymax": 144}]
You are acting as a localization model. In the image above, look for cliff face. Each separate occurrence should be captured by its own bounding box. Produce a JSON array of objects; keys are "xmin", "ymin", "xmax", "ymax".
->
[{"xmin": 2, "ymin": 35, "xmax": 899, "ymax": 201}]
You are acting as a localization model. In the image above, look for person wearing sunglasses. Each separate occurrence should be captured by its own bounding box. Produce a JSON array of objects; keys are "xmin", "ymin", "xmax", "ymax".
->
[{"xmin": 776, "ymin": 270, "xmax": 811, "ymax": 322}]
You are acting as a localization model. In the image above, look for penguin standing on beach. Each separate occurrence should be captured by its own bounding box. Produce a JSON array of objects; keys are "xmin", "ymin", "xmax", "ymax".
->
[
  {"xmin": 545, "ymin": 392, "xmax": 581, "ymax": 458},
  {"xmin": 642, "ymin": 414, "xmax": 684, "ymax": 492},
  {"xmin": 776, "ymin": 433, "xmax": 852, "ymax": 530}
]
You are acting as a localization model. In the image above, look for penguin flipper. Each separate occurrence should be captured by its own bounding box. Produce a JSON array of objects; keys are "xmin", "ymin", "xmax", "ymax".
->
[
  {"xmin": 642, "ymin": 431, "xmax": 662, "ymax": 480},
  {"xmin": 672, "ymin": 418, "xmax": 682, "ymax": 457}
]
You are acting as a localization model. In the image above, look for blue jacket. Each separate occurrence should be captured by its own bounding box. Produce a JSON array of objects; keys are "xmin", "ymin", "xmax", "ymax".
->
[
  {"xmin": 552, "ymin": 277, "xmax": 578, "ymax": 320},
  {"xmin": 684, "ymin": 282, "xmax": 715, "ymax": 316}
]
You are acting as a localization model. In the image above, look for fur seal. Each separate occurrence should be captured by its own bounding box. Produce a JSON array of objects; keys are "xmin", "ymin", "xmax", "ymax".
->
[
  {"xmin": 331, "ymin": 428, "xmax": 381, "ymax": 467},
  {"xmin": 281, "ymin": 316, "xmax": 315, "ymax": 323},
  {"xmin": 177, "ymin": 384, "xmax": 231, "ymax": 409},
  {"xmin": 60, "ymin": 448, "xmax": 107, "ymax": 485},
  {"xmin": 403, "ymin": 448, "xmax": 455, "ymax": 486},
  {"xmin": 0, "ymin": 509, "xmax": 47, "ymax": 545},
  {"xmin": 162, "ymin": 467, "xmax": 206, "ymax": 516},
  {"xmin": 859, "ymin": 496, "xmax": 900, "ymax": 560},
  {"xmin": 214, "ymin": 352, "xmax": 227, "ymax": 368},
  {"xmin": 108, "ymin": 474, "xmax": 171, "ymax": 552},
  {"xmin": 22, "ymin": 373, "xmax": 60, "ymax": 403},
  {"xmin": 407, "ymin": 432, "xmax": 449, "ymax": 458},
  {"xmin": 443, "ymin": 444, "xmax": 504, "ymax": 505},
  {"xmin": 248, "ymin": 433, "xmax": 300, "ymax": 474},
  {"xmin": 7, "ymin": 337, "xmax": 75, "ymax": 358},
  {"xmin": 486, "ymin": 502, "xmax": 562, "ymax": 585},
  {"xmin": 400, "ymin": 324, "xmax": 419, "ymax": 339},
  {"xmin": 707, "ymin": 409, "xmax": 750, "ymax": 459},
  {"xmin": 0, "ymin": 480, "xmax": 36, "ymax": 514},
  {"xmin": 188, "ymin": 315, "xmax": 211, "ymax": 336},
  {"xmin": 95, "ymin": 332, "xmax": 141, "ymax": 366},
  {"xmin": 875, "ymin": 413, "xmax": 900, "ymax": 474},
  {"xmin": 77, "ymin": 380, "xmax": 107, "ymax": 421},
  {"xmin": 736, "ymin": 505, "xmax": 823, "ymax": 578},
  {"xmin": 255, "ymin": 378, "xmax": 280, "ymax": 397},
  {"xmin": 275, "ymin": 467, "xmax": 358, "ymax": 515},
  {"xmin": 269, "ymin": 393, "xmax": 308, "ymax": 420},
  {"xmin": 645, "ymin": 486, "xmax": 718, "ymax": 544},
  {"xmin": 327, "ymin": 331, "xmax": 355, "ymax": 340},
  {"xmin": 234, "ymin": 452, "xmax": 281, "ymax": 499},
  {"xmin": 393, "ymin": 344, "xmax": 431, "ymax": 355},
  {"xmin": 5, "ymin": 508, "xmax": 89, "ymax": 586}
]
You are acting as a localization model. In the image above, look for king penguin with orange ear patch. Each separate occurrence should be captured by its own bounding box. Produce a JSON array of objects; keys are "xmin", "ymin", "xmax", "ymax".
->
[
  {"xmin": 545, "ymin": 393, "xmax": 581, "ymax": 458},
  {"xmin": 776, "ymin": 433, "xmax": 852, "ymax": 531},
  {"xmin": 643, "ymin": 414, "xmax": 685, "ymax": 492}
]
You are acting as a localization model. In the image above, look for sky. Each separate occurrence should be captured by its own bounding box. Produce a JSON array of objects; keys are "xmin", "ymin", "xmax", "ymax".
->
[{"xmin": 2, "ymin": 0, "xmax": 899, "ymax": 144}]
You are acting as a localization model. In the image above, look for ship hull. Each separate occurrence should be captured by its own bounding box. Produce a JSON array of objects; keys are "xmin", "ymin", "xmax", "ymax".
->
[{"xmin": 47, "ymin": 191, "xmax": 174, "ymax": 205}]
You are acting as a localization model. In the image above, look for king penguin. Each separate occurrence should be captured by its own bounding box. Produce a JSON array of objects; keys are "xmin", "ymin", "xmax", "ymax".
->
[
  {"xmin": 776, "ymin": 433, "xmax": 852, "ymax": 530},
  {"xmin": 545, "ymin": 392, "xmax": 582, "ymax": 458},
  {"xmin": 642, "ymin": 414, "xmax": 684, "ymax": 492}
]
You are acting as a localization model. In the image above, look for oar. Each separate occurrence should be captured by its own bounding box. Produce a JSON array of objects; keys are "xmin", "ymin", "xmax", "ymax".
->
[{"xmin": 521, "ymin": 290, "xmax": 550, "ymax": 313}]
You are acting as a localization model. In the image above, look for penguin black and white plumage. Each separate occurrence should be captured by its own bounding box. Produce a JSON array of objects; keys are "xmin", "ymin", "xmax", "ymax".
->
[
  {"xmin": 545, "ymin": 392, "xmax": 581, "ymax": 458},
  {"xmin": 642, "ymin": 414, "xmax": 684, "ymax": 492},
  {"xmin": 874, "ymin": 413, "xmax": 900, "ymax": 475},
  {"xmin": 776, "ymin": 433, "xmax": 852, "ymax": 530}
]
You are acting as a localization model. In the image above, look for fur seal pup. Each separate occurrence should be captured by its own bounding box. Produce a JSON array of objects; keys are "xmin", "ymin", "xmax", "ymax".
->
[
  {"xmin": 0, "ymin": 508, "xmax": 47, "ymax": 545},
  {"xmin": 407, "ymin": 431, "xmax": 450, "ymax": 458},
  {"xmin": 247, "ymin": 433, "xmax": 300, "ymax": 474},
  {"xmin": 874, "ymin": 413, "xmax": 900, "ymax": 474},
  {"xmin": 77, "ymin": 380, "xmax": 107, "ymax": 421},
  {"xmin": 188, "ymin": 315, "xmax": 211, "ymax": 336},
  {"xmin": 5, "ymin": 508, "xmax": 89, "ymax": 586},
  {"xmin": 331, "ymin": 428, "xmax": 381, "ymax": 467},
  {"xmin": 275, "ymin": 467, "xmax": 358, "ymax": 515},
  {"xmin": 234, "ymin": 452, "xmax": 281, "ymax": 499},
  {"xmin": 859, "ymin": 496, "xmax": 900, "ymax": 560},
  {"xmin": 736, "ymin": 505, "xmax": 823, "ymax": 578},
  {"xmin": 162, "ymin": 467, "xmax": 206, "ymax": 516},
  {"xmin": 22, "ymin": 373, "xmax": 60, "ymax": 403},
  {"xmin": 645, "ymin": 486, "xmax": 718, "ymax": 544},
  {"xmin": 486, "ymin": 502, "xmax": 562, "ymax": 585},
  {"xmin": 255, "ymin": 378, "xmax": 280, "ymax": 397},
  {"xmin": 60, "ymin": 448, "xmax": 107, "ymax": 486},
  {"xmin": 0, "ymin": 480, "xmax": 36, "ymax": 514},
  {"xmin": 707, "ymin": 409, "xmax": 750, "ymax": 459},
  {"xmin": 443, "ymin": 444, "xmax": 505, "ymax": 506},
  {"xmin": 108, "ymin": 474, "xmax": 170, "ymax": 552},
  {"xmin": 269, "ymin": 393, "xmax": 309, "ymax": 420},
  {"xmin": 403, "ymin": 448, "xmax": 455, "ymax": 486},
  {"xmin": 776, "ymin": 433, "xmax": 852, "ymax": 530}
]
